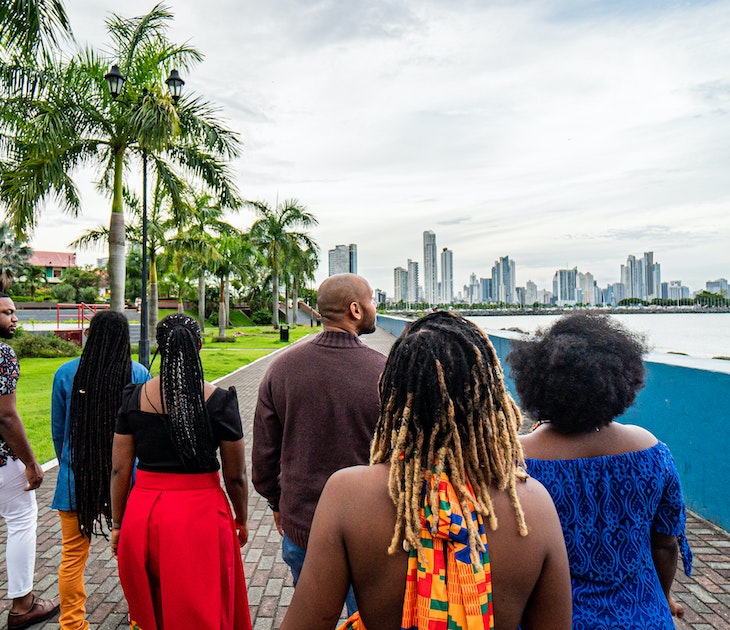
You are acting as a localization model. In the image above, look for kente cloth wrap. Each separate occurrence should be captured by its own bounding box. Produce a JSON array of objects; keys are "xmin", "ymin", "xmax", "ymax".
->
[
  {"xmin": 338, "ymin": 472, "xmax": 493, "ymax": 630},
  {"xmin": 526, "ymin": 441, "xmax": 693, "ymax": 630},
  {"xmin": 117, "ymin": 470, "xmax": 252, "ymax": 630}
]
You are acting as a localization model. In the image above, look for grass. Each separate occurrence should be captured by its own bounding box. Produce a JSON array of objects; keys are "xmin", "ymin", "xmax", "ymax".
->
[{"xmin": 15, "ymin": 324, "xmax": 317, "ymax": 464}]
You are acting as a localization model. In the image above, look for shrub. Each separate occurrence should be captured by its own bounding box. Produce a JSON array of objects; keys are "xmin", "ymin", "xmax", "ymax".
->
[
  {"xmin": 9, "ymin": 333, "xmax": 79, "ymax": 358},
  {"xmin": 251, "ymin": 309, "xmax": 272, "ymax": 325},
  {"xmin": 51, "ymin": 283, "xmax": 76, "ymax": 302}
]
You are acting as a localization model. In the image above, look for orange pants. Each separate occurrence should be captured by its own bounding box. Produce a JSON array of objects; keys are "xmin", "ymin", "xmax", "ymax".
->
[{"xmin": 58, "ymin": 511, "xmax": 91, "ymax": 630}]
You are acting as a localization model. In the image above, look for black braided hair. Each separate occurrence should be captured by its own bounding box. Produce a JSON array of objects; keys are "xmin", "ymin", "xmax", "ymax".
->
[
  {"xmin": 155, "ymin": 313, "xmax": 216, "ymax": 470},
  {"xmin": 371, "ymin": 311, "xmax": 527, "ymax": 564},
  {"xmin": 69, "ymin": 310, "xmax": 132, "ymax": 538}
]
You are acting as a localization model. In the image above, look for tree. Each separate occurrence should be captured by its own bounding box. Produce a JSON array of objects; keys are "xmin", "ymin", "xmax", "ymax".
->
[
  {"xmin": 0, "ymin": 3, "xmax": 240, "ymax": 312},
  {"xmin": 0, "ymin": 223, "xmax": 32, "ymax": 291},
  {"xmin": 21, "ymin": 263, "xmax": 46, "ymax": 298},
  {"xmin": 248, "ymin": 199, "xmax": 318, "ymax": 329},
  {"xmin": 0, "ymin": 0, "xmax": 71, "ymax": 59},
  {"xmin": 171, "ymin": 190, "xmax": 240, "ymax": 332}
]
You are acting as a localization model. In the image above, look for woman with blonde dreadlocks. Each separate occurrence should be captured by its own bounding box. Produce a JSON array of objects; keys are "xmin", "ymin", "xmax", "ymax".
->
[
  {"xmin": 280, "ymin": 311, "xmax": 571, "ymax": 630},
  {"xmin": 51, "ymin": 310, "xmax": 150, "ymax": 629},
  {"xmin": 110, "ymin": 314, "xmax": 252, "ymax": 630}
]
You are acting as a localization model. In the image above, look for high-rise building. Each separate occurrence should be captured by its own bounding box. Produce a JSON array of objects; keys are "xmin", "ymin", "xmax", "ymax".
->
[
  {"xmin": 423, "ymin": 231, "xmax": 438, "ymax": 305},
  {"xmin": 663, "ymin": 280, "xmax": 689, "ymax": 301},
  {"xmin": 577, "ymin": 271, "xmax": 596, "ymax": 305},
  {"xmin": 480, "ymin": 278, "xmax": 493, "ymax": 303},
  {"xmin": 393, "ymin": 267, "xmax": 408, "ymax": 303},
  {"xmin": 491, "ymin": 256, "xmax": 516, "ymax": 305},
  {"xmin": 407, "ymin": 259, "xmax": 419, "ymax": 303},
  {"xmin": 707, "ymin": 278, "xmax": 729, "ymax": 297},
  {"xmin": 553, "ymin": 268, "xmax": 578, "ymax": 306},
  {"xmin": 621, "ymin": 252, "xmax": 660, "ymax": 301},
  {"xmin": 328, "ymin": 244, "xmax": 357, "ymax": 276},
  {"xmin": 440, "ymin": 247, "xmax": 453, "ymax": 304},
  {"xmin": 525, "ymin": 280, "xmax": 538, "ymax": 305}
]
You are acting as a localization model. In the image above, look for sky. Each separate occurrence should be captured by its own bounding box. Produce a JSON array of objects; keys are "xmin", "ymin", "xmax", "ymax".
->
[{"xmin": 27, "ymin": 0, "xmax": 730, "ymax": 297}]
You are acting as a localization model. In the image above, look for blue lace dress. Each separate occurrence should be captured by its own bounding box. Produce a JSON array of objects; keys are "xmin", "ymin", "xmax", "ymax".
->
[{"xmin": 526, "ymin": 441, "xmax": 692, "ymax": 630}]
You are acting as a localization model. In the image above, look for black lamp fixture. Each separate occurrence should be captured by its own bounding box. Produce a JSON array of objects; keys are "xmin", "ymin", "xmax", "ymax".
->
[
  {"xmin": 104, "ymin": 63, "xmax": 185, "ymax": 368},
  {"xmin": 165, "ymin": 69, "xmax": 185, "ymax": 103},
  {"xmin": 104, "ymin": 64, "xmax": 126, "ymax": 99}
]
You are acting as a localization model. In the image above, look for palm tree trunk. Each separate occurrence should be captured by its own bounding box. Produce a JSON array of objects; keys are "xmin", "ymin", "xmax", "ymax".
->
[
  {"xmin": 224, "ymin": 273, "xmax": 230, "ymax": 327},
  {"xmin": 198, "ymin": 275, "xmax": 206, "ymax": 333},
  {"xmin": 272, "ymin": 268, "xmax": 279, "ymax": 329},
  {"xmin": 149, "ymin": 256, "xmax": 159, "ymax": 350},
  {"xmin": 218, "ymin": 277, "xmax": 226, "ymax": 338},
  {"xmin": 292, "ymin": 279, "xmax": 299, "ymax": 326},
  {"xmin": 108, "ymin": 148, "xmax": 126, "ymax": 312}
]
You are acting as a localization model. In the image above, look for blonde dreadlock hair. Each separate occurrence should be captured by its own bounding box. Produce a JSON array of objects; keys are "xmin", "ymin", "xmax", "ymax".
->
[{"xmin": 371, "ymin": 311, "xmax": 528, "ymax": 564}]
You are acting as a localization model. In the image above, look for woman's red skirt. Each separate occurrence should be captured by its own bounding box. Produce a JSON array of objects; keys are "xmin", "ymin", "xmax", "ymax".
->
[{"xmin": 117, "ymin": 470, "xmax": 252, "ymax": 630}]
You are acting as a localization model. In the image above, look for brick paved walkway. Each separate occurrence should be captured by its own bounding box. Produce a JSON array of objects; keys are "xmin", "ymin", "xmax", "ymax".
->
[{"xmin": 0, "ymin": 327, "xmax": 728, "ymax": 628}]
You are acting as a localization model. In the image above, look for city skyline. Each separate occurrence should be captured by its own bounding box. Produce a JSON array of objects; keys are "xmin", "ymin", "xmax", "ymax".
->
[
  {"xmin": 388, "ymin": 235, "xmax": 726, "ymax": 304},
  {"xmin": 20, "ymin": 0, "xmax": 730, "ymax": 298}
]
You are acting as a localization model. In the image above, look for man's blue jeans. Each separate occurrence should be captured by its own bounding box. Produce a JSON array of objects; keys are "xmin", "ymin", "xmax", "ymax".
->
[{"xmin": 282, "ymin": 534, "xmax": 358, "ymax": 617}]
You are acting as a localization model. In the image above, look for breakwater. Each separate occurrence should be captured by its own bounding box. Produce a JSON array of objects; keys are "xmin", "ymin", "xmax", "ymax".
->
[{"xmin": 377, "ymin": 314, "xmax": 730, "ymax": 532}]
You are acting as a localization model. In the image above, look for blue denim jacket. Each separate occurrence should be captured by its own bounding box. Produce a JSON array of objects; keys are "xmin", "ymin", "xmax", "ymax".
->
[{"xmin": 51, "ymin": 357, "xmax": 150, "ymax": 511}]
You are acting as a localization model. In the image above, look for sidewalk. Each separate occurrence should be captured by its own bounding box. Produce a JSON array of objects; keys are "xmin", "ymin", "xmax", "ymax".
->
[{"xmin": 0, "ymin": 327, "xmax": 728, "ymax": 629}]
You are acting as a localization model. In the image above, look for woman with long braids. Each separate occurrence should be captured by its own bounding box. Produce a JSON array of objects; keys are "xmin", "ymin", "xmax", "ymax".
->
[
  {"xmin": 51, "ymin": 310, "xmax": 150, "ymax": 629},
  {"xmin": 110, "ymin": 314, "xmax": 252, "ymax": 630},
  {"xmin": 281, "ymin": 311, "xmax": 571, "ymax": 630}
]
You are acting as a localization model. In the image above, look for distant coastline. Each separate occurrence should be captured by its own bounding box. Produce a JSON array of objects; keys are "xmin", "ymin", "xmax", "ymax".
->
[{"xmin": 384, "ymin": 305, "xmax": 730, "ymax": 318}]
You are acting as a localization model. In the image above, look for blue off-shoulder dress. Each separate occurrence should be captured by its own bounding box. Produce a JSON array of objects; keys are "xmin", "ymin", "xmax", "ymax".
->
[{"xmin": 526, "ymin": 441, "xmax": 693, "ymax": 630}]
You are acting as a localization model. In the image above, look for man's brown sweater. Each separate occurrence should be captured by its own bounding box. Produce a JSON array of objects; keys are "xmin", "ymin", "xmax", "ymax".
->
[{"xmin": 252, "ymin": 330, "xmax": 387, "ymax": 549}]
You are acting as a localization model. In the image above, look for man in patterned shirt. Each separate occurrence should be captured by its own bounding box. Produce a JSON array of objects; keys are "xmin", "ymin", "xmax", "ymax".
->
[{"xmin": 0, "ymin": 292, "xmax": 60, "ymax": 628}]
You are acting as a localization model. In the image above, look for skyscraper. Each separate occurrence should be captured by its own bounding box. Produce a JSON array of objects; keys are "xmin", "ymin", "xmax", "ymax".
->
[
  {"xmin": 423, "ymin": 231, "xmax": 438, "ymax": 305},
  {"xmin": 553, "ymin": 268, "xmax": 578, "ymax": 306},
  {"xmin": 327, "ymin": 244, "xmax": 357, "ymax": 276},
  {"xmin": 491, "ymin": 256, "xmax": 516, "ymax": 305},
  {"xmin": 407, "ymin": 259, "xmax": 419, "ymax": 303},
  {"xmin": 621, "ymin": 252, "xmax": 660, "ymax": 301},
  {"xmin": 440, "ymin": 247, "xmax": 453, "ymax": 304},
  {"xmin": 393, "ymin": 267, "xmax": 408, "ymax": 302}
]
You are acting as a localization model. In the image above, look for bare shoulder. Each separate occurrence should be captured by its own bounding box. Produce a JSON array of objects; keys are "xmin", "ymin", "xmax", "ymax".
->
[
  {"xmin": 325, "ymin": 463, "xmax": 389, "ymax": 498},
  {"xmin": 614, "ymin": 423, "xmax": 658, "ymax": 450}
]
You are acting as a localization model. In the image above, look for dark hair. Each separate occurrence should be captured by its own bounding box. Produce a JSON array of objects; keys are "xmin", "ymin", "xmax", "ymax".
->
[
  {"xmin": 371, "ymin": 311, "xmax": 527, "ymax": 563},
  {"xmin": 0, "ymin": 292, "xmax": 9, "ymax": 298},
  {"xmin": 506, "ymin": 312, "xmax": 647, "ymax": 434},
  {"xmin": 155, "ymin": 313, "xmax": 216, "ymax": 469},
  {"xmin": 69, "ymin": 310, "xmax": 132, "ymax": 538}
]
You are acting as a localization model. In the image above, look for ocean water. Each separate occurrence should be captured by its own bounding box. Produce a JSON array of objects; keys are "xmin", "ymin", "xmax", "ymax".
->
[{"xmin": 468, "ymin": 312, "xmax": 730, "ymax": 360}]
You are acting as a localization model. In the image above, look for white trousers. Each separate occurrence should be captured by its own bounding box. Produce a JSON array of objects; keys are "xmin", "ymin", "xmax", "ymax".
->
[{"xmin": 0, "ymin": 457, "xmax": 37, "ymax": 599}]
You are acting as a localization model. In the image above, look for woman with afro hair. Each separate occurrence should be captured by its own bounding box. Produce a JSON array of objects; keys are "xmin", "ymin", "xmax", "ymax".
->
[{"xmin": 507, "ymin": 311, "xmax": 692, "ymax": 630}]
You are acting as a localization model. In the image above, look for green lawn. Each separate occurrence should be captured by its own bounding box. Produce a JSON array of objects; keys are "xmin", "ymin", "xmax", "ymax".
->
[{"xmin": 16, "ymin": 325, "xmax": 315, "ymax": 464}]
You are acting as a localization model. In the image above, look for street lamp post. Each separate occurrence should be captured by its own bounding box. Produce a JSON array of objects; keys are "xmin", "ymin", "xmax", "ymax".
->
[{"xmin": 104, "ymin": 64, "xmax": 184, "ymax": 368}]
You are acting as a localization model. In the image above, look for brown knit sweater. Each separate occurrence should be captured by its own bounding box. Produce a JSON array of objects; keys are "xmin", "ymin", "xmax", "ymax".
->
[{"xmin": 252, "ymin": 330, "xmax": 386, "ymax": 549}]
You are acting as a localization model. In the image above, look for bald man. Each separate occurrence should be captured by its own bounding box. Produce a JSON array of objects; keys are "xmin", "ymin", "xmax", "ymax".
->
[{"xmin": 252, "ymin": 274, "xmax": 386, "ymax": 617}]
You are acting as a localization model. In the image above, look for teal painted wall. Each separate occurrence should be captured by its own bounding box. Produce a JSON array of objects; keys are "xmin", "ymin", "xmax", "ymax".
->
[{"xmin": 377, "ymin": 314, "xmax": 730, "ymax": 531}]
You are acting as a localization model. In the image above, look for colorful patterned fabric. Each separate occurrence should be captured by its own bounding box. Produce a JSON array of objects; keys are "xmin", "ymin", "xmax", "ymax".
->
[
  {"xmin": 337, "ymin": 472, "xmax": 493, "ymax": 630},
  {"xmin": 526, "ymin": 441, "xmax": 693, "ymax": 630},
  {"xmin": 0, "ymin": 342, "xmax": 19, "ymax": 466}
]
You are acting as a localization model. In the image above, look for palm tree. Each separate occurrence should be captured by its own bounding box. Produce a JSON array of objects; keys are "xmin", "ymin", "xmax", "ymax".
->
[
  {"xmin": 287, "ymin": 244, "xmax": 319, "ymax": 325},
  {"xmin": 0, "ymin": 3, "xmax": 240, "ymax": 312},
  {"xmin": 22, "ymin": 263, "xmax": 47, "ymax": 299},
  {"xmin": 171, "ymin": 191, "xmax": 240, "ymax": 332},
  {"xmin": 0, "ymin": 223, "xmax": 32, "ymax": 292},
  {"xmin": 0, "ymin": 0, "xmax": 72, "ymax": 59},
  {"xmin": 248, "ymin": 199, "xmax": 318, "ymax": 329}
]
